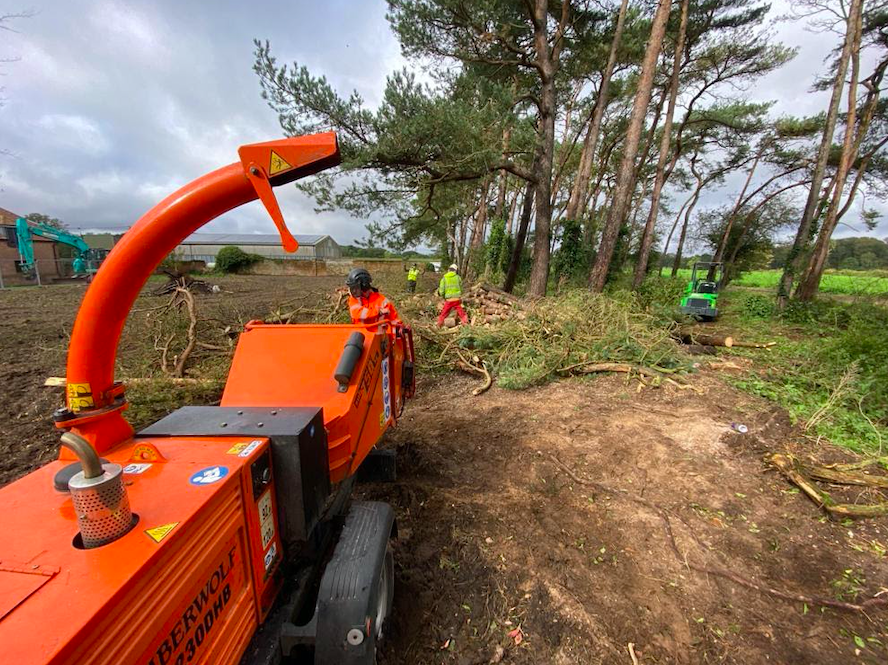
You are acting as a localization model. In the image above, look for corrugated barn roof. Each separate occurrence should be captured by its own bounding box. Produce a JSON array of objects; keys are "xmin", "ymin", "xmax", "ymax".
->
[{"xmin": 180, "ymin": 233, "xmax": 329, "ymax": 246}]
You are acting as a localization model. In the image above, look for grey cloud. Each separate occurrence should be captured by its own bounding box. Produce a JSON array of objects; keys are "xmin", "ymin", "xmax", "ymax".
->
[{"xmin": 0, "ymin": 0, "xmax": 402, "ymax": 244}]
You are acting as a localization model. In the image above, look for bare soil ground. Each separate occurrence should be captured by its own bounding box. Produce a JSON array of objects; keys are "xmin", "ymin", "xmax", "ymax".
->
[{"xmin": 2, "ymin": 275, "xmax": 887, "ymax": 664}]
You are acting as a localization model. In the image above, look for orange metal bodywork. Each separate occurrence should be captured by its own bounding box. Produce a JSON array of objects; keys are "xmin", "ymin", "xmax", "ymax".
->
[
  {"xmin": 0, "ymin": 132, "xmax": 415, "ymax": 664},
  {"xmin": 0, "ymin": 435, "xmax": 272, "ymax": 664},
  {"xmin": 222, "ymin": 321, "xmax": 411, "ymax": 483}
]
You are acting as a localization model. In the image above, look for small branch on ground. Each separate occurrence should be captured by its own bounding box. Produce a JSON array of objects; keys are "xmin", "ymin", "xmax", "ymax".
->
[{"xmin": 455, "ymin": 348, "xmax": 493, "ymax": 396}]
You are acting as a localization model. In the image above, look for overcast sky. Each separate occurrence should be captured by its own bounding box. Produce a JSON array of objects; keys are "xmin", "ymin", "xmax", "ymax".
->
[{"xmin": 0, "ymin": 0, "xmax": 885, "ymax": 247}]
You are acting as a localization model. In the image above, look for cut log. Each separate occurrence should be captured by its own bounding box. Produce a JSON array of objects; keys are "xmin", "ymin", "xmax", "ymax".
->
[
  {"xmin": 477, "ymin": 283, "xmax": 520, "ymax": 302},
  {"xmin": 444, "ymin": 317, "xmax": 457, "ymax": 328}
]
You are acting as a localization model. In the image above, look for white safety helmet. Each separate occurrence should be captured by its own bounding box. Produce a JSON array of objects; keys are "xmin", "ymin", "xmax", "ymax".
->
[{"xmin": 449, "ymin": 263, "xmax": 458, "ymax": 272}]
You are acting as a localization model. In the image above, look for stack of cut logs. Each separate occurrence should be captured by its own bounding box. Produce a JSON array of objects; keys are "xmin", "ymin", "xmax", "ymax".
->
[{"xmin": 461, "ymin": 283, "xmax": 526, "ymax": 327}]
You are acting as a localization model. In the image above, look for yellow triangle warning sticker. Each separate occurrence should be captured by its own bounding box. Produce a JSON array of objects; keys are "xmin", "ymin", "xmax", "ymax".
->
[
  {"xmin": 269, "ymin": 151, "xmax": 292, "ymax": 175},
  {"xmin": 145, "ymin": 522, "xmax": 179, "ymax": 543}
]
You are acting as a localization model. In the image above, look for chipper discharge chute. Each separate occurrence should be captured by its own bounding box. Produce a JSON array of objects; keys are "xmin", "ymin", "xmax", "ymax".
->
[
  {"xmin": 0, "ymin": 132, "xmax": 415, "ymax": 665},
  {"xmin": 679, "ymin": 261, "xmax": 723, "ymax": 321}
]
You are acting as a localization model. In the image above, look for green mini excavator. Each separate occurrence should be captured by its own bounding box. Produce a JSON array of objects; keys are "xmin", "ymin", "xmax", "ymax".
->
[{"xmin": 679, "ymin": 261, "xmax": 723, "ymax": 321}]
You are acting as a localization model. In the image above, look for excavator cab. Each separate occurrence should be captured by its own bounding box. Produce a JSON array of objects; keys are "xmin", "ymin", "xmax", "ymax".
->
[{"xmin": 0, "ymin": 133, "xmax": 415, "ymax": 665}]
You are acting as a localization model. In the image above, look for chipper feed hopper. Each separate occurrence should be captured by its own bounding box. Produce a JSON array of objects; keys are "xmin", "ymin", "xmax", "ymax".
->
[{"xmin": 0, "ymin": 132, "xmax": 415, "ymax": 665}]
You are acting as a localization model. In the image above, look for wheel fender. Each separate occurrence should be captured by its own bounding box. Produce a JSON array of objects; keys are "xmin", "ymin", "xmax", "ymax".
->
[{"xmin": 314, "ymin": 501, "xmax": 395, "ymax": 665}]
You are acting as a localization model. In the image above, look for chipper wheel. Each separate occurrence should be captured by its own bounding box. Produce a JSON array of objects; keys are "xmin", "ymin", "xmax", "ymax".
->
[{"xmin": 313, "ymin": 501, "xmax": 396, "ymax": 665}]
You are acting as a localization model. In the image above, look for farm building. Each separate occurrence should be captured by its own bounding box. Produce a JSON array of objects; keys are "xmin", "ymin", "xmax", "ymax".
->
[
  {"xmin": 0, "ymin": 207, "xmax": 64, "ymax": 282},
  {"xmin": 175, "ymin": 233, "xmax": 341, "ymax": 263}
]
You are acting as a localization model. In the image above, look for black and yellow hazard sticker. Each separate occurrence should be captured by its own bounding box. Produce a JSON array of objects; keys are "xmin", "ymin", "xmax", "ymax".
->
[
  {"xmin": 145, "ymin": 522, "xmax": 179, "ymax": 543},
  {"xmin": 269, "ymin": 151, "xmax": 292, "ymax": 175},
  {"xmin": 67, "ymin": 382, "xmax": 94, "ymax": 412},
  {"xmin": 226, "ymin": 442, "xmax": 249, "ymax": 455}
]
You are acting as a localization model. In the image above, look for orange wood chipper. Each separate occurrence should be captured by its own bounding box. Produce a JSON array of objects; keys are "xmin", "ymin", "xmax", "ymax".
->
[{"xmin": 0, "ymin": 132, "xmax": 415, "ymax": 665}]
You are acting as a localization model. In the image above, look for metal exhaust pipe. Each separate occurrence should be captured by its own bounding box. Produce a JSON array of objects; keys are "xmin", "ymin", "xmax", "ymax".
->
[{"xmin": 60, "ymin": 432, "xmax": 134, "ymax": 548}]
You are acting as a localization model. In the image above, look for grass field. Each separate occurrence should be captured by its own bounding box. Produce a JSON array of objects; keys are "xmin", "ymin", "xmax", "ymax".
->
[{"xmin": 672, "ymin": 267, "xmax": 888, "ymax": 296}]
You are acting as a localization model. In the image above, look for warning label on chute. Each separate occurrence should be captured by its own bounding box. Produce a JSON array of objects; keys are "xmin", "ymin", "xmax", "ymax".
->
[{"xmin": 269, "ymin": 151, "xmax": 292, "ymax": 175}]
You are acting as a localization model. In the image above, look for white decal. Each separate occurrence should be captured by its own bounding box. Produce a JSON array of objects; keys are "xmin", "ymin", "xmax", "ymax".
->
[
  {"xmin": 238, "ymin": 439, "xmax": 263, "ymax": 458},
  {"xmin": 264, "ymin": 542, "xmax": 277, "ymax": 571}
]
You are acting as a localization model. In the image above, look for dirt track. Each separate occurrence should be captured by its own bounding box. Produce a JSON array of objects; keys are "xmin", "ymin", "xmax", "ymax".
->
[
  {"xmin": 372, "ymin": 373, "xmax": 888, "ymax": 664},
  {"xmin": 1, "ymin": 276, "xmax": 887, "ymax": 663}
]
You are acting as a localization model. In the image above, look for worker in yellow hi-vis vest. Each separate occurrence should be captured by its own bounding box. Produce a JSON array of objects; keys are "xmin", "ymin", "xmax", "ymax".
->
[
  {"xmin": 436, "ymin": 264, "xmax": 469, "ymax": 326},
  {"xmin": 406, "ymin": 263, "xmax": 420, "ymax": 293}
]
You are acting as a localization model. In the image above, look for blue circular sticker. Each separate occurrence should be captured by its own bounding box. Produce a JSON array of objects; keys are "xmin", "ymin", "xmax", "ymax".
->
[{"xmin": 190, "ymin": 466, "xmax": 229, "ymax": 486}]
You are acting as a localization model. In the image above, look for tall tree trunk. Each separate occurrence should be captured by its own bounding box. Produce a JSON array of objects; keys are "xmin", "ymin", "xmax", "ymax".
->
[
  {"xmin": 527, "ymin": 0, "xmax": 569, "ymax": 296},
  {"xmin": 625, "ymin": 80, "xmax": 669, "ymax": 223},
  {"xmin": 797, "ymin": 7, "xmax": 872, "ymax": 300},
  {"xmin": 565, "ymin": 0, "xmax": 629, "ymax": 222},
  {"xmin": 671, "ymin": 159, "xmax": 703, "ymax": 276},
  {"xmin": 527, "ymin": 73, "xmax": 556, "ymax": 295},
  {"xmin": 457, "ymin": 214, "xmax": 469, "ymax": 273},
  {"xmin": 776, "ymin": 0, "xmax": 861, "ymax": 309},
  {"xmin": 504, "ymin": 181, "xmax": 536, "ymax": 292},
  {"xmin": 469, "ymin": 177, "xmax": 492, "ymax": 253},
  {"xmin": 713, "ymin": 149, "xmax": 761, "ymax": 264},
  {"xmin": 658, "ymin": 190, "xmax": 694, "ymax": 275},
  {"xmin": 583, "ymin": 135, "xmax": 618, "ymax": 246},
  {"xmin": 632, "ymin": 0, "xmax": 690, "ymax": 289},
  {"xmin": 550, "ymin": 82, "xmax": 586, "ymax": 205},
  {"xmin": 589, "ymin": 0, "xmax": 672, "ymax": 292},
  {"xmin": 506, "ymin": 182, "xmax": 520, "ymax": 234},
  {"xmin": 625, "ymin": 178, "xmax": 652, "ymax": 269},
  {"xmin": 494, "ymin": 127, "xmax": 512, "ymax": 220}
]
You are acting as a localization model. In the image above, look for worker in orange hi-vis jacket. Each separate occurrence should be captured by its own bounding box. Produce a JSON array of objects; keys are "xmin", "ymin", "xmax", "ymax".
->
[{"xmin": 346, "ymin": 268, "xmax": 400, "ymax": 329}]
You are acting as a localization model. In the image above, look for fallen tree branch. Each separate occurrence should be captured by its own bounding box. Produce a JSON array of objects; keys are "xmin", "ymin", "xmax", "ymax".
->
[
  {"xmin": 472, "ymin": 361, "xmax": 492, "ymax": 396},
  {"xmin": 557, "ymin": 361, "xmax": 661, "ymax": 378},
  {"xmin": 824, "ymin": 457, "xmax": 888, "ymax": 472},
  {"xmin": 173, "ymin": 287, "xmax": 197, "ymax": 378},
  {"xmin": 455, "ymin": 349, "xmax": 493, "ymax": 396},
  {"xmin": 154, "ymin": 332, "xmax": 175, "ymax": 375},
  {"xmin": 805, "ymin": 463, "xmax": 888, "ymax": 489},
  {"xmin": 548, "ymin": 453, "xmax": 888, "ymax": 612},
  {"xmin": 664, "ymin": 377, "xmax": 703, "ymax": 394},
  {"xmin": 195, "ymin": 341, "xmax": 233, "ymax": 352},
  {"xmin": 771, "ymin": 454, "xmax": 888, "ymax": 517}
]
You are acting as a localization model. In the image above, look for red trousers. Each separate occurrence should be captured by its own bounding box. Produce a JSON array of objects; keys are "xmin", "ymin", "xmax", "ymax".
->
[{"xmin": 437, "ymin": 299, "xmax": 468, "ymax": 326}]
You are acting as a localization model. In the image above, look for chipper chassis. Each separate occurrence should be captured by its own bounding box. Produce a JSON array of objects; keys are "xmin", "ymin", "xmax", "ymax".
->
[{"xmin": 0, "ymin": 133, "xmax": 415, "ymax": 665}]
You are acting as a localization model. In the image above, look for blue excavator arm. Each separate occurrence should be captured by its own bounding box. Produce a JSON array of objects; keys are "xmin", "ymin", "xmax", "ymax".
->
[{"xmin": 15, "ymin": 217, "xmax": 91, "ymax": 273}]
